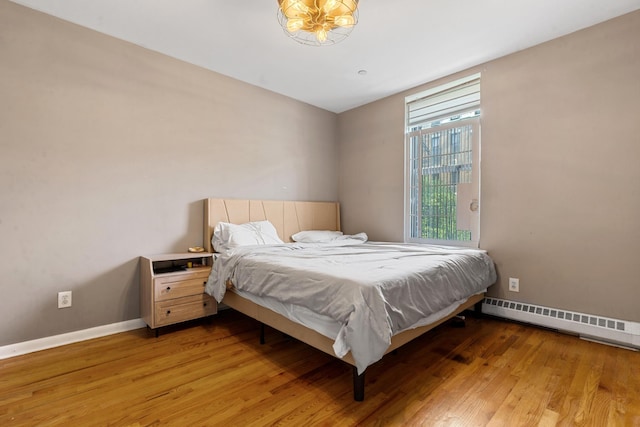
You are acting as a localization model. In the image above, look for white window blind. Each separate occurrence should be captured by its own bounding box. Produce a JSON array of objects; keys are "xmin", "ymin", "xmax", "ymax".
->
[{"xmin": 407, "ymin": 74, "xmax": 480, "ymax": 129}]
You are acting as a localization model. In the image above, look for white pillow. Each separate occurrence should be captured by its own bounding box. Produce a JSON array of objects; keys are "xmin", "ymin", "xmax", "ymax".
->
[
  {"xmin": 291, "ymin": 230, "xmax": 344, "ymax": 243},
  {"xmin": 213, "ymin": 220, "xmax": 284, "ymax": 252}
]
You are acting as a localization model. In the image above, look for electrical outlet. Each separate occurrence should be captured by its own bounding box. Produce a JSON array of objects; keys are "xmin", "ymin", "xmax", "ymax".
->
[
  {"xmin": 508, "ymin": 277, "xmax": 520, "ymax": 292},
  {"xmin": 58, "ymin": 291, "xmax": 72, "ymax": 308}
]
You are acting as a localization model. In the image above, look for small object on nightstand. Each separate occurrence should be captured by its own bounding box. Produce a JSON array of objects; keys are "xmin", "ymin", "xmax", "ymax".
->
[{"xmin": 188, "ymin": 246, "xmax": 205, "ymax": 253}]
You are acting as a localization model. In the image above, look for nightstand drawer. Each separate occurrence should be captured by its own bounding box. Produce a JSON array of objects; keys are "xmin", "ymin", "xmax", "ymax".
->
[
  {"xmin": 154, "ymin": 273, "xmax": 210, "ymax": 301},
  {"xmin": 154, "ymin": 294, "xmax": 217, "ymax": 327}
]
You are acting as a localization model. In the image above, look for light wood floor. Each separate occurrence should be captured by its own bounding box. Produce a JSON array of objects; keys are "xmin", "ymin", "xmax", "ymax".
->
[{"xmin": 1, "ymin": 310, "xmax": 639, "ymax": 426}]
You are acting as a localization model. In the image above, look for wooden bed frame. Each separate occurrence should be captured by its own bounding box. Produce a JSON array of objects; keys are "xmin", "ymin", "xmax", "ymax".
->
[{"xmin": 203, "ymin": 198, "xmax": 484, "ymax": 401}]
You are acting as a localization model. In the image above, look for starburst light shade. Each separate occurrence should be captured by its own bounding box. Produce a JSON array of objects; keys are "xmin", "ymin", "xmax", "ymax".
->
[{"xmin": 276, "ymin": 0, "xmax": 359, "ymax": 46}]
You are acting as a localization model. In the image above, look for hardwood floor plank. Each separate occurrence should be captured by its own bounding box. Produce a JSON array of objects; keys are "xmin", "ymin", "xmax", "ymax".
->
[
  {"xmin": 624, "ymin": 348, "xmax": 640, "ymax": 427},
  {"xmin": 1, "ymin": 310, "xmax": 639, "ymax": 426},
  {"xmin": 538, "ymin": 408, "xmax": 560, "ymax": 427}
]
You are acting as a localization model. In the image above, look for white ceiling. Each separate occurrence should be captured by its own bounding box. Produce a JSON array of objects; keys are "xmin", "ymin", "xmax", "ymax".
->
[{"xmin": 10, "ymin": 0, "xmax": 640, "ymax": 113}]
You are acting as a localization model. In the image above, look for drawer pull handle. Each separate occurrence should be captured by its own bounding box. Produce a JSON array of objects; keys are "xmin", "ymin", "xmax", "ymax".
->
[
  {"xmin": 203, "ymin": 302, "xmax": 207, "ymax": 307},
  {"xmin": 166, "ymin": 286, "xmax": 171, "ymax": 291},
  {"xmin": 166, "ymin": 310, "xmax": 171, "ymax": 315},
  {"xmin": 203, "ymin": 281, "xmax": 206, "ymax": 286}
]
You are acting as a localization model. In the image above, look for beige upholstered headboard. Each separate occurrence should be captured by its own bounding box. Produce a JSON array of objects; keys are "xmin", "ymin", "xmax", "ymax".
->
[{"xmin": 203, "ymin": 199, "xmax": 341, "ymax": 253}]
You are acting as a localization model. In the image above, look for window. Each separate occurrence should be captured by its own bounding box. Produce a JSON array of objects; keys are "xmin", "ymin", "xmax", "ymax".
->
[{"xmin": 405, "ymin": 74, "xmax": 481, "ymax": 247}]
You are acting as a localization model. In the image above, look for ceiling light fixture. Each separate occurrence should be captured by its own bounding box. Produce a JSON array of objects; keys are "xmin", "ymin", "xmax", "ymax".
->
[{"xmin": 277, "ymin": 0, "xmax": 359, "ymax": 46}]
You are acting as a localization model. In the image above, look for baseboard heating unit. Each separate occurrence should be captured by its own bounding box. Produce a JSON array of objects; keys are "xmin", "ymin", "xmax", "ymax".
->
[{"xmin": 482, "ymin": 297, "xmax": 640, "ymax": 351}]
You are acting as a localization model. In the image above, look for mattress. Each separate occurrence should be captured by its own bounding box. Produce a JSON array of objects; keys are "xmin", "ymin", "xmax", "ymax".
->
[
  {"xmin": 231, "ymin": 285, "xmax": 486, "ymax": 347},
  {"xmin": 206, "ymin": 241, "xmax": 496, "ymax": 373}
]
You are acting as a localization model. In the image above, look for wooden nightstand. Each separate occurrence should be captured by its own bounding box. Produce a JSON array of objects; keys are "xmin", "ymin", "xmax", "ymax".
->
[{"xmin": 140, "ymin": 253, "xmax": 217, "ymax": 334}]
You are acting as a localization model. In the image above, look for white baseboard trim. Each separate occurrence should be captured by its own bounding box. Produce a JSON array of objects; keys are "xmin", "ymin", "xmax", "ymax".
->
[
  {"xmin": 0, "ymin": 318, "xmax": 146, "ymax": 360},
  {"xmin": 482, "ymin": 297, "xmax": 640, "ymax": 351}
]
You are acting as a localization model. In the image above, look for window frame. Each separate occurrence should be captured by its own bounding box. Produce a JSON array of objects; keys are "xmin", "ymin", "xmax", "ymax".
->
[{"xmin": 403, "ymin": 74, "xmax": 482, "ymax": 248}]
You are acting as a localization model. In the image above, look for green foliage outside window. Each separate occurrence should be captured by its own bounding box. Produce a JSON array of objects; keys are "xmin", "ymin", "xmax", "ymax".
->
[{"xmin": 421, "ymin": 174, "xmax": 471, "ymax": 241}]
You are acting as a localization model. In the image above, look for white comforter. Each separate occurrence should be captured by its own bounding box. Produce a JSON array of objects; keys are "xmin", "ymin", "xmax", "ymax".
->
[{"xmin": 205, "ymin": 242, "xmax": 496, "ymax": 374}]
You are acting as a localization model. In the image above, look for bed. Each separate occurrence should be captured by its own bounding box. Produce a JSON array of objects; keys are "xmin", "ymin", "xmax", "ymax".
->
[{"xmin": 202, "ymin": 198, "xmax": 496, "ymax": 401}]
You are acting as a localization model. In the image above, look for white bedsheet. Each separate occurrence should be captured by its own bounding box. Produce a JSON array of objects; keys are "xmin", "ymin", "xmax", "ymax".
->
[{"xmin": 205, "ymin": 242, "xmax": 496, "ymax": 374}]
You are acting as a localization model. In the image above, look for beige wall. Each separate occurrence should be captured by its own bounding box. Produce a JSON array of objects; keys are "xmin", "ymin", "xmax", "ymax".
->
[
  {"xmin": 339, "ymin": 11, "xmax": 640, "ymax": 322},
  {"xmin": 0, "ymin": 1, "xmax": 338, "ymax": 345},
  {"xmin": 2, "ymin": 0, "xmax": 639, "ymax": 348}
]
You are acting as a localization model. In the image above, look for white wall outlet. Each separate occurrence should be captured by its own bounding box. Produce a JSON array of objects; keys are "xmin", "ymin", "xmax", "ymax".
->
[
  {"xmin": 508, "ymin": 277, "xmax": 520, "ymax": 292},
  {"xmin": 58, "ymin": 291, "xmax": 72, "ymax": 308}
]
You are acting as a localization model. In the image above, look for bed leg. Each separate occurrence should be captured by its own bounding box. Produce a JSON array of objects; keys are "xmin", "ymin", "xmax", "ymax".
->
[
  {"xmin": 475, "ymin": 300, "xmax": 484, "ymax": 315},
  {"xmin": 260, "ymin": 323, "xmax": 265, "ymax": 345},
  {"xmin": 353, "ymin": 367, "xmax": 365, "ymax": 401},
  {"xmin": 452, "ymin": 315, "xmax": 466, "ymax": 327}
]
